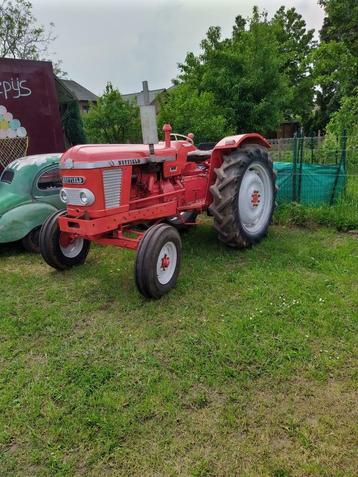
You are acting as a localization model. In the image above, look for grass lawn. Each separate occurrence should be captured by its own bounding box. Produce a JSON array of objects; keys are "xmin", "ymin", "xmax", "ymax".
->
[{"xmin": 0, "ymin": 220, "xmax": 357, "ymax": 476}]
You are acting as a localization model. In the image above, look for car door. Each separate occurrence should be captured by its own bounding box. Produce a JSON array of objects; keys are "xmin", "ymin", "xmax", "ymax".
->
[{"xmin": 32, "ymin": 165, "xmax": 64, "ymax": 209}]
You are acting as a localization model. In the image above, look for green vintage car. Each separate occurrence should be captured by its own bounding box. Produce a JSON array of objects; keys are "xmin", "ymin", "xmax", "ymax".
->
[{"xmin": 0, "ymin": 154, "xmax": 64, "ymax": 252}]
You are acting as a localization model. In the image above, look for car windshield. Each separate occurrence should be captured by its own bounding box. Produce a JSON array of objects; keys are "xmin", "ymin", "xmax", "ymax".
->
[{"xmin": 0, "ymin": 169, "xmax": 15, "ymax": 184}]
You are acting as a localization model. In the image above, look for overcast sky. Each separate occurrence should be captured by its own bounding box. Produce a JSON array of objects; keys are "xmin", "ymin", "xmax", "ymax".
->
[{"xmin": 32, "ymin": 0, "xmax": 325, "ymax": 96}]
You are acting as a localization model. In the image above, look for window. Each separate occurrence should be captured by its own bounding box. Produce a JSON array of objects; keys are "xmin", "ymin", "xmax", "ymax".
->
[
  {"xmin": 1, "ymin": 169, "xmax": 14, "ymax": 184},
  {"xmin": 37, "ymin": 167, "xmax": 62, "ymax": 190}
]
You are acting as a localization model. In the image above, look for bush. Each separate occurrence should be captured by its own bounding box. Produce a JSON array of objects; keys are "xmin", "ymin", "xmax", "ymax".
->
[{"xmin": 324, "ymin": 92, "xmax": 358, "ymax": 167}]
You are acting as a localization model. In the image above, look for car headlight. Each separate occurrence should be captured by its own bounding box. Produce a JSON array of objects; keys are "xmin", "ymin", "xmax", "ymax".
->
[{"xmin": 60, "ymin": 189, "xmax": 68, "ymax": 203}]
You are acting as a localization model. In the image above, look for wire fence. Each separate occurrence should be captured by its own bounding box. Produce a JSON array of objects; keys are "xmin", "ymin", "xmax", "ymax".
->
[
  {"xmin": 0, "ymin": 137, "xmax": 29, "ymax": 171},
  {"xmin": 268, "ymin": 133, "xmax": 358, "ymax": 229},
  {"xmin": 269, "ymin": 134, "xmax": 358, "ymax": 170}
]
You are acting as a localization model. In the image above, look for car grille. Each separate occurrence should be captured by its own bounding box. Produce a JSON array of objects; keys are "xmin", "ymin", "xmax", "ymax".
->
[{"xmin": 103, "ymin": 169, "xmax": 122, "ymax": 208}]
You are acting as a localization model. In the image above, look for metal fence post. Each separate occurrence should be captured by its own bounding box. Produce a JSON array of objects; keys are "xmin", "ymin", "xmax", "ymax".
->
[
  {"xmin": 297, "ymin": 130, "xmax": 304, "ymax": 203},
  {"xmin": 341, "ymin": 129, "xmax": 347, "ymax": 172},
  {"xmin": 330, "ymin": 130, "xmax": 347, "ymax": 205},
  {"xmin": 292, "ymin": 132, "xmax": 298, "ymax": 202},
  {"xmin": 310, "ymin": 135, "xmax": 314, "ymax": 163}
]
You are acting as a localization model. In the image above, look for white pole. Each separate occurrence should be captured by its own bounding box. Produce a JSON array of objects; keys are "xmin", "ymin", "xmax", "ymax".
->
[{"xmin": 140, "ymin": 81, "xmax": 159, "ymax": 145}]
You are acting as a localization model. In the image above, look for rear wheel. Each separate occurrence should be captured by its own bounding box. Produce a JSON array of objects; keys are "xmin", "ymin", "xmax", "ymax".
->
[
  {"xmin": 22, "ymin": 226, "xmax": 41, "ymax": 253},
  {"xmin": 209, "ymin": 145, "xmax": 276, "ymax": 248},
  {"xmin": 135, "ymin": 223, "xmax": 182, "ymax": 299},
  {"xmin": 39, "ymin": 210, "xmax": 91, "ymax": 270}
]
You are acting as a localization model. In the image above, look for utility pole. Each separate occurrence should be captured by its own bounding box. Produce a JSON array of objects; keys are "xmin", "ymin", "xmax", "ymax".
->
[{"xmin": 140, "ymin": 81, "xmax": 159, "ymax": 148}]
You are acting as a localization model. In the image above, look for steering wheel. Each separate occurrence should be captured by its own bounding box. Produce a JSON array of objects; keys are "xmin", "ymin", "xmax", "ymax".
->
[{"xmin": 170, "ymin": 133, "xmax": 194, "ymax": 144}]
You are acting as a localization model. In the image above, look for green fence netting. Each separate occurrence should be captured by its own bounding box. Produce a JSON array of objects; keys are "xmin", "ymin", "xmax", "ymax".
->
[{"xmin": 274, "ymin": 162, "xmax": 347, "ymax": 205}]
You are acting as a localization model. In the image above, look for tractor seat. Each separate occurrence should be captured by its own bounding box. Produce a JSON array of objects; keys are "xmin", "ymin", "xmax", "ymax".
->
[
  {"xmin": 187, "ymin": 148, "xmax": 213, "ymax": 162},
  {"xmin": 197, "ymin": 142, "xmax": 217, "ymax": 151}
]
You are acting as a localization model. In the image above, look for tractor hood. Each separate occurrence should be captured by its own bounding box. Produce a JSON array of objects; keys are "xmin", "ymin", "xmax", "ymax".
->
[{"xmin": 60, "ymin": 143, "xmax": 176, "ymax": 170}]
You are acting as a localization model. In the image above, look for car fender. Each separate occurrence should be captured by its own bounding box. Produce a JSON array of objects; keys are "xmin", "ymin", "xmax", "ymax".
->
[{"xmin": 0, "ymin": 202, "xmax": 61, "ymax": 243}]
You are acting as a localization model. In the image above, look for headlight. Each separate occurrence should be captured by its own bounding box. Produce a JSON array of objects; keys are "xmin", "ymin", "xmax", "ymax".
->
[
  {"xmin": 60, "ymin": 189, "xmax": 68, "ymax": 203},
  {"xmin": 59, "ymin": 188, "xmax": 95, "ymax": 206},
  {"xmin": 79, "ymin": 189, "xmax": 95, "ymax": 206},
  {"xmin": 80, "ymin": 191, "xmax": 89, "ymax": 205}
]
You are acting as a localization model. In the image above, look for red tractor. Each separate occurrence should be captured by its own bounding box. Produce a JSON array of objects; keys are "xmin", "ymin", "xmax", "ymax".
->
[{"xmin": 39, "ymin": 125, "xmax": 276, "ymax": 298}]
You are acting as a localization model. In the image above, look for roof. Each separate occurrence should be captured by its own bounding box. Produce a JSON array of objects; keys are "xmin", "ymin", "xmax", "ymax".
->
[
  {"xmin": 0, "ymin": 57, "xmax": 53, "ymax": 68},
  {"xmin": 8, "ymin": 154, "xmax": 61, "ymax": 171},
  {"xmin": 60, "ymin": 79, "xmax": 98, "ymax": 102},
  {"xmin": 122, "ymin": 87, "xmax": 169, "ymax": 106}
]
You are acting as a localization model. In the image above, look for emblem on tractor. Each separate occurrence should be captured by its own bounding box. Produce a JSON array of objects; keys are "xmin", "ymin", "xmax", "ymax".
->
[{"xmin": 62, "ymin": 176, "xmax": 85, "ymax": 185}]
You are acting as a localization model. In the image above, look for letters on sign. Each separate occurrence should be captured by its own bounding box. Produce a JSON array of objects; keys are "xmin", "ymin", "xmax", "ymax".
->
[{"xmin": 0, "ymin": 77, "xmax": 32, "ymax": 100}]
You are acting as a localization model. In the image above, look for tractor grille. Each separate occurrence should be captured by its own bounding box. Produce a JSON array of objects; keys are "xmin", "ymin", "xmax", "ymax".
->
[
  {"xmin": 103, "ymin": 169, "xmax": 122, "ymax": 208},
  {"xmin": 63, "ymin": 188, "xmax": 84, "ymax": 206}
]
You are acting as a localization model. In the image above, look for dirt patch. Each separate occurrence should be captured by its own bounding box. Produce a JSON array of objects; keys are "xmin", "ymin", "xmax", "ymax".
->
[{"xmin": 111, "ymin": 377, "xmax": 358, "ymax": 476}]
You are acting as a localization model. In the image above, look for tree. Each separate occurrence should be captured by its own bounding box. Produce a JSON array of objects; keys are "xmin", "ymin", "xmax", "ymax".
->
[
  {"xmin": 310, "ymin": 40, "xmax": 356, "ymax": 131},
  {"xmin": 83, "ymin": 83, "xmax": 141, "ymax": 144},
  {"xmin": 326, "ymin": 90, "xmax": 358, "ymax": 138},
  {"xmin": 61, "ymin": 101, "xmax": 87, "ymax": 146},
  {"xmin": 322, "ymin": 91, "xmax": 358, "ymax": 166},
  {"xmin": 319, "ymin": 0, "xmax": 358, "ymax": 56},
  {"xmin": 311, "ymin": 0, "xmax": 358, "ymax": 132},
  {"xmin": 176, "ymin": 8, "xmax": 290, "ymax": 136},
  {"xmin": 157, "ymin": 84, "xmax": 232, "ymax": 143},
  {"xmin": 272, "ymin": 6, "xmax": 315, "ymax": 123},
  {"xmin": 0, "ymin": 0, "xmax": 66, "ymax": 76}
]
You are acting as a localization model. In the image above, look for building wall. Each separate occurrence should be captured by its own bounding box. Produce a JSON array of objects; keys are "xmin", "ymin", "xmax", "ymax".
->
[{"xmin": 0, "ymin": 58, "xmax": 64, "ymax": 155}]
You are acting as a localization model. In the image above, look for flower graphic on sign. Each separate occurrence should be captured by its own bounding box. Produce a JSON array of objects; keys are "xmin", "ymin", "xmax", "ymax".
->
[{"xmin": 0, "ymin": 105, "xmax": 27, "ymax": 139}]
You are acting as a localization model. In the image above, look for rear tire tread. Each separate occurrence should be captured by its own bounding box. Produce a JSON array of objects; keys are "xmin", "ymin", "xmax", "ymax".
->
[{"xmin": 209, "ymin": 146, "xmax": 276, "ymax": 248}]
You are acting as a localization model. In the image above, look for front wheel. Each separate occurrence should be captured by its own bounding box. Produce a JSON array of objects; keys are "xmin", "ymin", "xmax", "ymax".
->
[
  {"xmin": 135, "ymin": 223, "xmax": 182, "ymax": 299},
  {"xmin": 39, "ymin": 211, "xmax": 91, "ymax": 270}
]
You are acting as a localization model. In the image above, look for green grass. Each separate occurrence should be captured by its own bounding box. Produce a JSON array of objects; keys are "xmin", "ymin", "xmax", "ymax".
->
[
  {"xmin": 1, "ymin": 221, "xmax": 357, "ymax": 476},
  {"xmin": 274, "ymin": 201, "xmax": 358, "ymax": 231},
  {"xmin": 275, "ymin": 174, "xmax": 358, "ymax": 231}
]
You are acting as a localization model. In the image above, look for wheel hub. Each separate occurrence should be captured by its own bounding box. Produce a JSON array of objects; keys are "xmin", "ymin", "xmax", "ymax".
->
[
  {"xmin": 59, "ymin": 232, "xmax": 84, "ymax": 258},
  {"xmin": 161, "ymin": 254, "xmax": 170, "ymax": 270},
  {"xmin": 251, "ymin": 190, "xmax": 261, "ymax": 207},
  {"xmin": 156, "ymin": 241, "xmax": 177, "ymax": 285},
  {"xmin": 238, "ymin": 162, "xmax": 273, "ymax": 235},
  {"xmin": 59, "ymin": 233, "xmax": 74, "ymax": 248}
]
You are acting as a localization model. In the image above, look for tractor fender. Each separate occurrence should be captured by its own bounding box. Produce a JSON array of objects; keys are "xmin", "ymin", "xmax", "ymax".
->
[
  {"xmin": 0, "ymin": 202, "xmax": 60, "ymax": 243},
  {"xmin": 213, "ymin": 133, "xmax": 270, "ymax": 151},
  {"xmin": 205, "ymin": 133, "xmax": 271, "ymax": 206}
]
